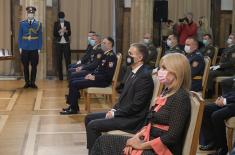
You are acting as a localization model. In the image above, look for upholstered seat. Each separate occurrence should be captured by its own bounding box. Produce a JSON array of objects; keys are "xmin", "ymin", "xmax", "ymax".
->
[
  {"xmin": 225, "ymin": 117, "xmax": 235, "ymax": 151},
  {"xmin": 84, "ymin": 53, "xmax": 122, "ymax": 113}
]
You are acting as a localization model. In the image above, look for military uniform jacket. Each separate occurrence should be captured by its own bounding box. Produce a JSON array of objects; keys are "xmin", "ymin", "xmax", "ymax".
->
[
  {"xmin": 80, "ymin": 44, "xmax": 94, "ymax": 64},
  {"xmin": 219, "ymin": 45, "xmax": 235, "ymax": 71},
  {"xmin": 18, "ymin": 19, "xmax": 42, "ymax": 50},
  {"xmin": 164, "ymin": 45, "xmax": 185, "ymax": 55},
  {"xmin": 145, "ymin": 42, "xmax": 157, "ymax": 67},
  {"xmin": 201, "ymin": 44, "xmax": 215, "ymax": 60},
  {"xmin": 92, "ymin": 50, "xmax": 117, "ymax": 83},
  {"xmin": 82, "ymin": 44, "xmax": 103, "ymax": 71}
]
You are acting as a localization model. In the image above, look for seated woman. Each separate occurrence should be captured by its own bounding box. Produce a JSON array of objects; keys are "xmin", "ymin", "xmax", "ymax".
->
[{"xmin": 90, "ymin": 53, "xmax": 192, "ymax": 155}]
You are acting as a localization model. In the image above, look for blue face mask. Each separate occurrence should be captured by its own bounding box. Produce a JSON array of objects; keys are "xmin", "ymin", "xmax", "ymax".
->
[
  {"xmin": 59, "ymin": 18, "xmax": 64, "ymax": 23},
  {"xmin": 202, "ymin": 39, "xmax": 209, "ymax": 46},
  {"xmin": 90, "ymin": 39, "xmax": 96, "ymax": 46},
  {"xmin": 88, "ymin": 37, "xmax": 92, "ymax": 45}
]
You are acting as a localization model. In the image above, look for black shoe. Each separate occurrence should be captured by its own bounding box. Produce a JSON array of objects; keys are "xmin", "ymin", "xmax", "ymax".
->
[
  {"xmin": 30, "ymin": 83, "xmax": 38, "ymax": 89},
  {"xmin": 23, "ymin": 82, "xmax": 31, "ymax": 88},
  {"xmin": 214, "ymin": 147, "xmax": 228, "ymax": 155},
  {"xmin": 62, "ymin": 106, "xmax": 71, "ymax": 111},
  {"xmin": 60, "ymin": 109, "xmax": 78, "ymax": 115},
  {"xmin": 199, "ymin": 142, "xmax": 215, "ymax": 151}
]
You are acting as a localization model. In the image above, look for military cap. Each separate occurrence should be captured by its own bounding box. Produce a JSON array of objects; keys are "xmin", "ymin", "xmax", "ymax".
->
[{"xmin": 26, "ymin": 6, "xmax": 36, "ymax": 13}]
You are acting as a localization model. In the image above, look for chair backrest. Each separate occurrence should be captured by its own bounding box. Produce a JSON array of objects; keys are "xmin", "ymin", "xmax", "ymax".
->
[
  {"xmin": 182, "ymin": 91, "xmax": 205, "ymax": 155},
  {"xmin": 211, "ymin": 46, "xmax": 219, "ymax": 66},
  {"xmin": 112, "ymin": 53, "xmax": 122, "ymax": 89},
  {"xmin": 149, "ymin": 74, "xmax": 163, "ymax": 108},
  {"xmin": 202, "ymin": 56, "xmax": 211, "ymax": 98},
  {"xmin": 155, "ymin": 47, "xmax": 163, "ymax": 67}
]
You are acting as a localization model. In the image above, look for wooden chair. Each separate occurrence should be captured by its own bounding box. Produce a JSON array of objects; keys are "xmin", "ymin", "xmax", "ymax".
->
[
  {"xmin": 106, "ymin": 75, "xmax": 163, "ymax": 136},
  {"xmin": 84, "ymin": 53, "xmax": 122, "ymax": 113},
  {"xmin": 182, "ymin": 91, "xmax": 205, "ymax": 155},
  {"xmin": 201, "ymin": 56, "xmax": 211, "ymax": 98},
  {"xmin": 155, "ymin": 47, "xmax": 162, "ymax": 67},
  {"xmin": 211, "ymin": 46, "xmax": 219, "ymax": 66},
  {"xmin": 214, "ymin": 76, "xmax": 233, "ymax": 98},
  {"xmin": 225, "ymin": 117, "xmax": 235, "ymax": 152}
]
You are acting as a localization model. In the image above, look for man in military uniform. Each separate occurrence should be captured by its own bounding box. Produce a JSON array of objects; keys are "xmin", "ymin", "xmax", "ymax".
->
[
  {"xmin": 18, "ymin": 6, "xmax": 42, "ymax": 88},
  {"xmin": 200, "ymin": 33, "xmax": 215, "ymax": 61},
  {"xmin": 207, "ymin": 33, "xmax": 235, "ymax": 97},
  {"xmin": 142, "ymin": 33, "xmax": 157, "ymax": 68},
  {"xmin": 68, "ymin": 31, "xmax": 96, "ymax": 69},
  {"xmin": 185, "ymin": 37, "xmax": 205, "ymax": 92},
  {"xmin": 68, "ymin": 34, "xmax": 103, "ymax": 80},
  {"xmin": 164, "ymin": 34, "xmax": 184, "ymax": 55},
  {"xmin": 60, "ymin": 37, "xmax": 117, "ymax": 115}
]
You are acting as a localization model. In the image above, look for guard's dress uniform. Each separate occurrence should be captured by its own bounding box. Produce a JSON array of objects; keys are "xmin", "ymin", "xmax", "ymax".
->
[
  {"xmin": 187, "ymin": 50, "xmax": 205, "ymax": 92},
  {"xmin": 18, "ymin": 19, "xmax": 42, "ymax": 87},
  {"xmin": 164, "ymin": 45, "xmax": 185, "ymax": 55},
  {"xmin": 200, "ymin": 44, "xmax": 216, "ymax": 61},
  {"xmin": 207, "ymin": 45, "xmax": 235, "ymax": 92},
  {"xmin": 63, "ymin": 50, "xmax": 117, "ymax": 114}
]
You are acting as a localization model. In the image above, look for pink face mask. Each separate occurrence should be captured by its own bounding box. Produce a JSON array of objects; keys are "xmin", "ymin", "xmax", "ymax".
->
[{"xmin": 157, "ymin": 69, "xmax": 168, "ymax": 84}]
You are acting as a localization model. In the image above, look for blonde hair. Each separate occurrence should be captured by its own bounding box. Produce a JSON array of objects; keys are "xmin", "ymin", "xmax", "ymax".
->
[
  {"xmin": 159, "ymin": 53, "xmax": 191, "ymax": 96},
  {"xmin": 199, "ymin": 16, "xmax": 209, "ymax": 33}
]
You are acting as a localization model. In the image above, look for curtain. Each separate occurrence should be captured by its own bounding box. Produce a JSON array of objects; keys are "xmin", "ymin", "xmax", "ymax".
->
[
  {"xmin": 232, "ymin": 1, "xmax": 235, "ymax": 32},
  {"xmin": 0, "ymin": 0, "xmax": 12, "ymax": 75},
  {"xmin": 60, "ymin": 0, "xmax": 113, "ymax": 50},
  {"xmin": 168, "ymin": 0, "xmax": 211, "ymax": 24}
]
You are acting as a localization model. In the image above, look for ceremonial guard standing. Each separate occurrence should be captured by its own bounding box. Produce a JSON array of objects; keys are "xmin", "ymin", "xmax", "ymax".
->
[{"xmin": 18, "ymin": 6, "xmax": 42, "ymax": 88}]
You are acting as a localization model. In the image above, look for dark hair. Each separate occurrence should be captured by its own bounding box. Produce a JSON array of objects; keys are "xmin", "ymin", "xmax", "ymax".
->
[
  {"xmin": 58, "ymin": 11, "xmax": 65, "ymax": 18},
  {"xmin": 131, "ymin": 43, "xmax": 148, "ymax": 63},
  {"xmin": 106, "ymin": 36, "xmax": 114, "ymax": 47},
  {"xmin": 203, "ymin": 33, "xmax": 212, "ymax": 39},
  {"xmin": 186, "ymin": 36, "xmax": 199, "ymax": 47},
  {"xmin": 169, "ymin": 33, "xmax": 179, "ymax": 42},
  {"xmin": 89, "ymin": 31, "xmax": 96, "ymax": 34}
]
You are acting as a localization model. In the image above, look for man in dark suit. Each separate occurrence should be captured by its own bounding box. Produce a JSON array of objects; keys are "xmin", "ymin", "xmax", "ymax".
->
[
  {"xmin": 200, "ymin": 83, "xmax": 235, "ymax": 155},
  {"xmin": 84, "ymin": 43, "xmax": 154, "ymax": 151},
  {"xmin": 53, "ymin": 11, "xmax": 71, "ymax": 80}
]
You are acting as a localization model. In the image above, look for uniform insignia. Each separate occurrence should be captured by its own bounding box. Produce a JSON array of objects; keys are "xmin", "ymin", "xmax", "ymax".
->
[
  {"xmin": 232, "ymin": 53, "xmax": 235, "ymax": 58},
  {"xmin": 97, "ymin": 54, "xmax": 102, "ymax": 59},
  {"xmin": 207, "ymin": 50, "xmax": 211, "ymax": 54},
  {"xmin": 192, "ymin": 61, "xmax": 199, "ymax": 67},
  {"xmin": 109, "ymin": 62, "xmax": 114, "ymax": 68},
  {"xmin": 102, "ymin": 60, "xmax": 106, "ymax": 63}
]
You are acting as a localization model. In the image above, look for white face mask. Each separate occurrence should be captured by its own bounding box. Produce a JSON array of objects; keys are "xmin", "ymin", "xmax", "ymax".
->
[
  {"xmin": 184, "ymin": 45, "xmax": 191, "ymax": 53},
  {"xmin": 227, "ymin": 38, "xmax": 233, "ymax": 45},
  {"xmin": 27, "ymin": 13, "xmax": 34, "ymax": 20},
  {"xmin": 144, "ymin": 39, "xmax": 150, "ymax": 44},
  {"xmin": 166, "ymin": 39, "xmax": 172, "ymax": 47}
]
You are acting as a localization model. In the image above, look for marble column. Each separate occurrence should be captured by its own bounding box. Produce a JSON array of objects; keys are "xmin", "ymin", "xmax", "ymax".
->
[
  {"xmin": 130, "ymin": 0, "xmax": 154, "ymax": 43},
  {"xmin": 20, "ymin": 0, "xmax": 46, "ymax": 79}
]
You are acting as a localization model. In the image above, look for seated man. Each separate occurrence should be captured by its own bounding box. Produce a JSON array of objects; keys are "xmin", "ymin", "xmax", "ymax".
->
[
  {"xmin": 207, "ymin": 33, "xmax": 235, "ymax": 97},
  {"xmin": 164, "ymin": 34, "xmax": 184, "ymax": 55},
  {"xmin": 68, "ymin": 31, "xmax": 96, "ymax": 69},
  {"xmin": 68, "ymin": 34, "xmax": 103, "ymax": 80},
  {"xmin": 200, "ymin": 33, "xmax": 215, "ymax": 61},
  {"xmin": 142, "ymin": 33, "xmax": 157, "ymax": 68},
  {"xmin": 60, "ymin": 37, "xmax": 117, "ymax": 115},
  {"xmin": 85, "ymin": 43, "xmax": 154, "ymax": 151},
  {"xmin": 199, "ymin": 82, "xmax": 235, "ymax": 155},
  {"xmin": 221, "ymin": 76, "xmax": 235, "ymax": 94},
  {"xmin": 185, "ymin": 37, "xmax": 205, "ymax": 92}
]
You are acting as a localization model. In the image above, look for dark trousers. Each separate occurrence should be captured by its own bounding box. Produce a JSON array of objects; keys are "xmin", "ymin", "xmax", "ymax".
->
[
  {"xmin": 55, "ymin": 43, "xmax": 71, "ymax": 80},
  {"xmin": 21, "ymin": 50, "xmax": 39, "ymax": 84},
  {"xmin": 207, "ymin": 70, "xmax": 234, "ymax": 91},
  {"xmin": 85, "ymin": 112, "xmax": 125, "ymax": 150},
  {"xmin": 201, "ymin": 103, "xmax": 235, "ymax": 148},
  {"xmin": 68, "ymin": 79, "xmax": 109, "ymax": 111}
]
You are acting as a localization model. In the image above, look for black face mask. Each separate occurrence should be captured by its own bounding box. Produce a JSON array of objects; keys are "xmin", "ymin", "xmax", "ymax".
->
[{"xmin": 126, "ymin": 55, "xmax": 134, "ymax": 66}]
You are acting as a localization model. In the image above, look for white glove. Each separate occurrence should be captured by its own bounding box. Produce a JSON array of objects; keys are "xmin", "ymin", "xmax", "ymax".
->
[
  {"xmin": 212, "ymin": 65, "xmax": 220, "ymax": 70},
  {"xmin": 152, "ymin": 67, "xmax": 159, "ymax": 74},
  {"xmin": 19, "ymin": 48, "xmax": 22, "ymax": 54},
  {"xmin": 38, "ymin": 50, "xmax": 40, "ymax": 53},
  {"xmin": 77, "ymin": 60, "xmax": 81, "ymax": 65}
]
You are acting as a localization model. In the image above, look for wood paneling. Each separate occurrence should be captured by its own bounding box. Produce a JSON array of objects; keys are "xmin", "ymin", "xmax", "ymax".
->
[{"xmin": 219, "ymin": 11, "xmax": 232, "ymax": 48}]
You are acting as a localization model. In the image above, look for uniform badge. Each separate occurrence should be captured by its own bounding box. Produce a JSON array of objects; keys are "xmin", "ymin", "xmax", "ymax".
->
[
  {"xmin": 97, "ymin": 54, "xmax": 102, "ymax": 59},
  {"xmin": 109, "ymin": 62, "xmax": 114, "ymax": 68},
  {"xmin": 192, "ymin": 61, "xmax": 199, "ymax": 67}
]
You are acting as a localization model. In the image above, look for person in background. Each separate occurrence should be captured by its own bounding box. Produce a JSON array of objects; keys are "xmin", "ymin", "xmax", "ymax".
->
[
  {"xmin": 206, "ymin": 33, "xmax": 235, "ymax": 98},
  {"xmin": 200, "ymin": 33, "xmax": 215, "ymax": 61},
  {"xmin": 90, "ymin": 53, "xmax": 191, "ymax": 155},
  {"xmin": 176, "ymin": 12, "xmax": 197, "ymax": 49},
  {"xmin": 18, "ymin": 6, "xmax": 42, "ymax": 88},
  {"xmin": 164, "ymin": 34, "xmax": 184, "ymax": 55},
  {"xmin": 142, "ymin": 33, "xmax": 157, "ymax": 69},
  {"xmin": 185, "ymin": 37, "xmax": 205, "ymax": 92},
  {"xmin": 197, "ymin": 16, "xmax": 212, "ymax": 47},
  {"xmin": 53, "ymin": 11, "xmax": 71, "ymax": 80}
]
